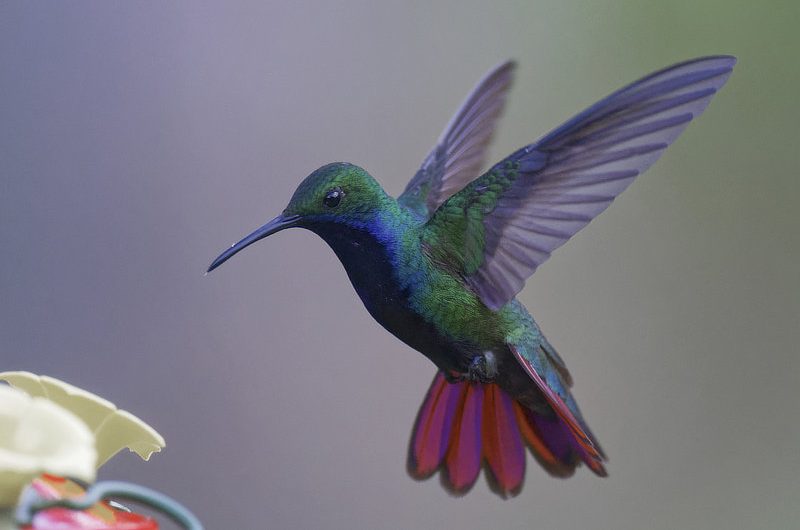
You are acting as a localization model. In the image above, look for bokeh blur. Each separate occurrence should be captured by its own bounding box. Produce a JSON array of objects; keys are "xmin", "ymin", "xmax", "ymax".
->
[{"xmin": 2, "ymin": 1, "xmax": 798, "ymax": 529}]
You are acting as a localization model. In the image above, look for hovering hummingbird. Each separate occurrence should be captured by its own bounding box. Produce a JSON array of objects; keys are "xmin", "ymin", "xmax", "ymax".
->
[{"xmin": 208, "ymin": 56, "xmax": 735, "ymax": 497}]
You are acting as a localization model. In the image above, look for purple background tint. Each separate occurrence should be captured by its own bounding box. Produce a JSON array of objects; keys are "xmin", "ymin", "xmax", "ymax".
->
[{"xmin": 2, "ymin": 2, "xmax": 798, "ymax": 529}]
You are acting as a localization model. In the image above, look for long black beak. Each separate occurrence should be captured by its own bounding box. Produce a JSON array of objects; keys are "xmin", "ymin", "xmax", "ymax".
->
[{"xmin": 207, "ymin": 213, "xmax": 300, "ymax": 273}]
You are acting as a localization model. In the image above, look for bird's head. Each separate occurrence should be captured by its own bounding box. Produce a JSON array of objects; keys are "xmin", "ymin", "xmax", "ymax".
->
[
  {"xmin": 207, "ymin": 162, "xmax": 389, "ymax": 273},
  {"xmin": 283, "ymin": 162, "xmax": 388, "ymax": 220}
]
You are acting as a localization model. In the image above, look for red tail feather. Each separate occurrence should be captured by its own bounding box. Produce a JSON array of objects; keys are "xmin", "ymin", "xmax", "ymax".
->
[
  {"xmin": 508, "ymin": 344, "xmax": 607, "ymax": 468},
  {"xmin": 513, "ymin": 401, "xmax": 574, "ymax": 477},
  {"xmin": 444, "ymin": 383, "xmax": 482, "ymax": 492},
  {"xmin": 408, "ymin": 371, "xmax": 606, "ymax": 497},
  {"xmin": 409, "ymin": 372, "xmax": 460, "ymax": 477},
  {"xmin": 482, "ymin": 385, "xmax": 525, "ymax": 496}
]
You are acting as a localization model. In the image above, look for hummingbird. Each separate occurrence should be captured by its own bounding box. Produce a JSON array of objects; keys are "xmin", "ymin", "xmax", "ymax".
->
[{"xmin": 207, "ymin": 56, "xmax": 735, "ymax": 497}]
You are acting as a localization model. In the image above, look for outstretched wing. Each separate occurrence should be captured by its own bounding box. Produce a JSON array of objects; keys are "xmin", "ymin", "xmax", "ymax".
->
[
  {"xmin": 423, "ymin": 56, "xmax": 736, "ymax": 310},
  {"xmin": 398, "ymin": 61, "xmax": 516, "ymax": 218}
]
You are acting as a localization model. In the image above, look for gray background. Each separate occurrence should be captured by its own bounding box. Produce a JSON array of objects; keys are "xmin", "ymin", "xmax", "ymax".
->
[{"xmin": 2, "ymin": 1, "xmax": 798, "ymax": 529}]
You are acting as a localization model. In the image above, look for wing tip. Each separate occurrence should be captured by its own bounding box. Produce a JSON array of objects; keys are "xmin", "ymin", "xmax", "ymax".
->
[
  {"xmin": 703, "ymin": 54, "xmax": 737, "ymax": 66},
  {"xmin": 669, "ymin": 54, "xmax": 737, "ymax": 74},
  {"xmin": 496, "ymin": 59, "xmax": 518, "ymax": 74}
]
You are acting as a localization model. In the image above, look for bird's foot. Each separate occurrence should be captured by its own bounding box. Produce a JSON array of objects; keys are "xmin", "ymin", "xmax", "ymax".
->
[
  {"xmin": 443, "ymin": 370, "xmax": 465, "ymax": 384},
  {"xmin": 444, "ymin": 352, "xmax": 498, "ymax": 384},
  {"xmin": 468, "ymin": 351, "xmax": 498, "ymax": 383}
]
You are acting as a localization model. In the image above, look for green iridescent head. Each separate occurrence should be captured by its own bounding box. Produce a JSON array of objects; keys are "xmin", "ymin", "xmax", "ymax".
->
[
  {"xmin": 206, "ymin": 162, "xmax": 389, "ymax": 272},
  {"xmin": 283, "ymin": 162, "xmax": 388, "ymax": 219}
]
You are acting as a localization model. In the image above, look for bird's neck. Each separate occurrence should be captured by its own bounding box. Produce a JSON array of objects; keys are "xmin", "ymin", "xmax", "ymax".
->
[
  {"xmin": 307, "ymin": 207, "xmax": 490, "ymax": 376},
  {"xmin": 308, "ymin": 205, "xmax": 423, "ymax": 314}
]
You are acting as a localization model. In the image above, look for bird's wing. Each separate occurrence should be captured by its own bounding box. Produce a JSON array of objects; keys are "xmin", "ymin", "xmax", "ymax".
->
[
  {"xmin": 398, "ymin": 61, "xmax": 516, "ymax": 218},
  {"xmin": 423, "ymin": 56, "xmax": 736, "ymax": 310}
]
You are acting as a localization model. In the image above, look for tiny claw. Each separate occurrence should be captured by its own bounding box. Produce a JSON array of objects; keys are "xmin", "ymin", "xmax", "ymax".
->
[
  {"xmin": 443, "ymin": 370, "xmax": 466, "ymax": 384},
  {"xmin": 466, "ymin": 352, "xmax": 497, "ymax": 384},
  {"xmin": 445, "ymin": 353, "xmax": 498, "ymax": 384}
]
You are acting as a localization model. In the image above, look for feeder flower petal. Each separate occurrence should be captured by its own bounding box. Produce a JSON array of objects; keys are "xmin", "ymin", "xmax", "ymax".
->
[
  {"xmin": 0, "ymin": 372, "xmax": 165, "ymax": 468},
  {"xmin": 0, "ymin": 386, "xmax": 96, "ymax": 507}
]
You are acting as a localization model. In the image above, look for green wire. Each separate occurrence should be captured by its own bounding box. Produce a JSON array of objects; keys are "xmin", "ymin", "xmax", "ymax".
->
[{"xmin": 15, "ymin": 480, "xmax": 203, "ymax": 530}]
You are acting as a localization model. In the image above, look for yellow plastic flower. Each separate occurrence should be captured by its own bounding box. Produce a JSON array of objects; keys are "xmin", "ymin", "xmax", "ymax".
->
[
  {"xmin": 0, "ymin": 372, "xmax": 165, "ymax": 467},
  {"xmin": 0, "ymin": 385, "xmax": 96, "ymax": 507}
]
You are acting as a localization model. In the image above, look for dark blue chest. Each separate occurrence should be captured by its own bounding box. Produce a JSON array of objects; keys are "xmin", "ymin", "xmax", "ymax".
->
[
  {"xmin": 310, "ymin": 222, "xmax": 476, "ymax": 373},
  {"xmin": 312, "ymin": 222, "xmax": 407, "ymax": 319}
]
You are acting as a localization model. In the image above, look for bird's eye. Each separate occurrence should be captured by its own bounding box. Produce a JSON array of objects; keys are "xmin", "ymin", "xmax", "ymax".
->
[{"xmin": 323, "ymin": 187, "xmax": 344, "ymax": 208}]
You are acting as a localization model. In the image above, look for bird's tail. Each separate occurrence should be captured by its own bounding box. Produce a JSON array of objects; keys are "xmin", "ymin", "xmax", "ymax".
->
[{"xmin": 407, "ymin": 371, "xmax": 605, "ymax": 497}]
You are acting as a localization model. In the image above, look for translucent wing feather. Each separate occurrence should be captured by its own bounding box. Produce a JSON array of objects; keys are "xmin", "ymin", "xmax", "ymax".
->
[
  {"xmin": 399, "ymin": 61, "xmax": 516, "ymax": 218},
  {"xmin": 424, "ymin": 56, "xmax": 736, "ymax": 310}
]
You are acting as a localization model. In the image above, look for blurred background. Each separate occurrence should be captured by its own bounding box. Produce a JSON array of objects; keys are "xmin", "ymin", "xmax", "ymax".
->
[{"xmin": 1, "ymin": 1, "xmax": 798, "ymax": 529}]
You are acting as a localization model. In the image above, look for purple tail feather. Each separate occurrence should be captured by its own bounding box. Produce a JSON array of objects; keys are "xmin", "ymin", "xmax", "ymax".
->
[{"xmin": 408, "ymin": 371, "xmax": 606, "ymax": 497}]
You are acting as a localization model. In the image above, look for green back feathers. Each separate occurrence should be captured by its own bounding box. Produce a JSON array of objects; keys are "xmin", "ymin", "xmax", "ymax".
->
[
  {"xmin": 415, "ymin": 56, "xmax": 735, "ymax": 310},
  {"xmin": 422, "ymin": 162, "xmax": 519, "ymax": 276},
  {"xmin": 398, "ymin": 61, "xmax": 516, "ymax": 219}
]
